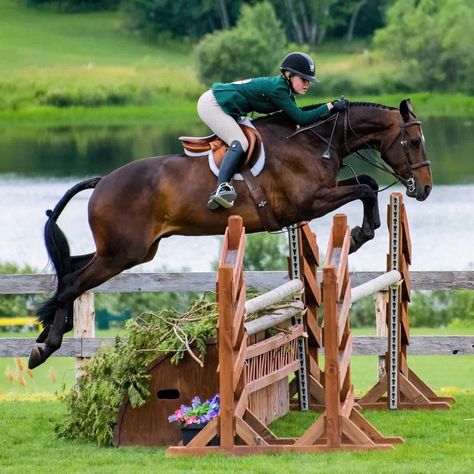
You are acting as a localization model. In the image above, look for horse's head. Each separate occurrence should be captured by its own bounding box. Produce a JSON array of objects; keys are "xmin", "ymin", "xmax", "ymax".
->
[{"xmin": 381, "ymin": 99, "xmax": 432, "ymax": 201}]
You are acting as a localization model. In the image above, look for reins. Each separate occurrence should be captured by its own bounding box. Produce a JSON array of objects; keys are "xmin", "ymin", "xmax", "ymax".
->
[{"xmin": 287, "ymin": 103, "xmax": 431, "ymax": 194}]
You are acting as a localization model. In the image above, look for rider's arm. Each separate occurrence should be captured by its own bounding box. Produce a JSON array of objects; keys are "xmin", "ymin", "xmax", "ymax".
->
[{"xmin": 269, "ymin": 83, "xmax": 333, "ymax": 126}]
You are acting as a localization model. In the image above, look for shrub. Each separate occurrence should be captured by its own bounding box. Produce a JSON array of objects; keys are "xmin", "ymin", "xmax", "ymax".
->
[{"xmin": 195, "ymin": 2, "xmax": 286, "ymax": 85}]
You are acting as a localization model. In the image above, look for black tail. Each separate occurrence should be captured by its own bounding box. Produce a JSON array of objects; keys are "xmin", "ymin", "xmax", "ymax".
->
[{"xmin": 36, "ymin": 177, "xmax": 101, "ymax": 326}]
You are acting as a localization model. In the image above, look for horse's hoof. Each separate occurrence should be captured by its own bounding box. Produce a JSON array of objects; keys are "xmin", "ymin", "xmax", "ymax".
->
[
  {"xmin": 28, "ymin": 346, "xmax": 44, "ymax": 369},
  {"xmin": 36, "ymin": 325, "xmax": 50, "ymax": 343}
]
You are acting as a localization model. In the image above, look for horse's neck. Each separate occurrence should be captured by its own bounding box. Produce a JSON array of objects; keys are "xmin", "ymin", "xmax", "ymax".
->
[{"xmin": 344, "ymin": 107, "xmax": 398, "ymax": 155}]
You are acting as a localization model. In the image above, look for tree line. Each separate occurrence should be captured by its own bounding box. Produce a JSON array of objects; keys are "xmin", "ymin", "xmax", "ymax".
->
[{"xmin": 24, "ymin": 0, "xmax": 474, "ymax": 93}]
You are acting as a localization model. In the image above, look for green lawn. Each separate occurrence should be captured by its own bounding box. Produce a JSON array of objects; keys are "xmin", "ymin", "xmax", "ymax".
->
[{"xmin": 0, "ymin": 393, "xmax": 472, "ymax": 473}]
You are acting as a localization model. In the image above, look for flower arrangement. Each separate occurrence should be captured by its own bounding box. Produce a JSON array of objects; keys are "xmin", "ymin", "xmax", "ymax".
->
[{"xmin": 168, "ymin": 394, "xmax": 220, "ymax": 426}]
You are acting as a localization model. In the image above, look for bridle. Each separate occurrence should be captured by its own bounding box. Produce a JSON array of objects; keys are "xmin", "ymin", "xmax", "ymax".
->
[
  {"xmin": 374, "ymin": 114, "xmax": 431, "ymax": 192},
  {"xmin": 288, "ymin": 105, "xmax": 431, "ymax": 194}
]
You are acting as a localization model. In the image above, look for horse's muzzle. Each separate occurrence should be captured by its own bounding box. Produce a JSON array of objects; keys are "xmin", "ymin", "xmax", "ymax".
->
[{"xmin": 407, "ymin": 182, "xmax": 431, "ymax": 201}]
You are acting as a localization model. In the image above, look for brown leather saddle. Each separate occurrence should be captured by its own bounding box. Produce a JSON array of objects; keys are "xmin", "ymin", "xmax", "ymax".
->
[
  {"xmin": 179, "ymin": 124, "xmax": 262, "ymax": 168},
  {"xmin": 179, "ymin": 124, "xmax": 281, "ymax": 232}
]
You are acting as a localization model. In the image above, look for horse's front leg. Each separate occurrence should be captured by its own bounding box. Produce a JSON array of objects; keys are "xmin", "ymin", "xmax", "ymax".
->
[
  {"xmin": 338, "ymin": 174, "xmax": 381, "ymax": 232},
  {"xmin": 312, "ymin": 179, "xmax": 379, "ymax": 253}
]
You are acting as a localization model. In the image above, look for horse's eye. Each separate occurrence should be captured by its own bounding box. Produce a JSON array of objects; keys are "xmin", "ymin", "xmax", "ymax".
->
[{"xmin": 410, "ymin": 138, "xmax": 421, "ymax": 148}]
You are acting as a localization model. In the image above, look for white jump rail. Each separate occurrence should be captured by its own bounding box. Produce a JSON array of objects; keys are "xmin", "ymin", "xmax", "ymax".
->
[
  {"xmin": 244, "ymin": 301, "xmax": 305, "ymax": 336},
  {"xmin": 244, "ymin": 279, "xmax": 303, "ymax": 317},
  {"xmin": 351, "ymin": 270, "xmax": 401, "ymax": 303}
]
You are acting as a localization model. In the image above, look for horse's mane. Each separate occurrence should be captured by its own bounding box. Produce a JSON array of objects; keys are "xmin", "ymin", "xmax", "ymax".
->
[{"xmin": 256, "ymin": 101, "xmax": 398, "ymax": 125}]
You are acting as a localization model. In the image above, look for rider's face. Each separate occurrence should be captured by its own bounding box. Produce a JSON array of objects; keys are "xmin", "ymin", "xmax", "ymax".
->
[{"xmin": 291, "ymin": 75, "xmax": 310, "ymax": 95}]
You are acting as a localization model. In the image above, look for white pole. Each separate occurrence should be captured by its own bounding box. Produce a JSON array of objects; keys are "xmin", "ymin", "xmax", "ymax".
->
[
  {"xmin": 350, "ymin": 270, "xmax": 401, "ymax": 303},
  {"xmin": 244, "ymin": 279, "xmax": 303, "ymax": 317}
]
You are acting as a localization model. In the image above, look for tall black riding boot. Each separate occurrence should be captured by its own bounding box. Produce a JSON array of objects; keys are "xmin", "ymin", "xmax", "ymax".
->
[{"xmin": 207, "ymin": 140, "xmax": 246, "ymax": 210}]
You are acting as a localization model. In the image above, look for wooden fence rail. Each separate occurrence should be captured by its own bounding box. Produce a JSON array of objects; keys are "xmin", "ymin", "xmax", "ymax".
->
[
  {"xmin": 1, "ymin": 271, "xmax": 474, "ymax": 294},
  {"xmin": 1, "ymin": 271, "xmax": 473, "ymax": 359}
]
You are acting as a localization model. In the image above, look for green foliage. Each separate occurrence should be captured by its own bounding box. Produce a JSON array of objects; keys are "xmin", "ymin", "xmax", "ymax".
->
[
  {"xmin": 195, "ymin": 2, "xmax": 287, "ymax": 84},
  {"xmin": 350, "ymin": 290, "xmax": 474, "ymax": 328},
  {"xmin": 243, "ymin": 232, "xmax": 288, "ymax": 272},
  {"xmin": 24, "ymin": 0, "xmax": 120, "ymax": 12},
  {"xmin": 55, "ymin": 298, "xmax": 218, "ymax": 445},
  {"xmin": 0, "ymin": 262, "xmax": 36, "ymax": 322},
  {"xmin": 94, "ymin": 290, "xmax": 199, "ymax": 328},
  {"xmin": 122, "ymin": 0, "xmax": 223, "ymax": 41},
  {"xmin": 373, "ymin": 0, "xmax": 474, "ymax": 93}
]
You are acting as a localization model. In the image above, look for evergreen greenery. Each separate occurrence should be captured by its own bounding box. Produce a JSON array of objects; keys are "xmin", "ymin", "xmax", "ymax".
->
[{"xmin": 55, "ymin": 298, "xmax": 218, "ymax": 445}]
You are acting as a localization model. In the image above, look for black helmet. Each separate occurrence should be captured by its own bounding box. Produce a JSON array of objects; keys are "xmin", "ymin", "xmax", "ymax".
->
[{"xmin": 280, "ymin": 52, "xmax": 318, "ymax": 83}]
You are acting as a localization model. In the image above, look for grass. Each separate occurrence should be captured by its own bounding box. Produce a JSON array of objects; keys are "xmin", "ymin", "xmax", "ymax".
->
[
  {"xmin": 0, "ymin": 393, "xmax": 472, "ymax": 473},
  {"xmin": 0, "ymin": 0, "xmax": 473, "ymax": 128}
]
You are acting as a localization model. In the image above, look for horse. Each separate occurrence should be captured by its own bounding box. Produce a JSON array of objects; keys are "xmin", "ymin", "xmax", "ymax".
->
[{"xmin": 28, "ymin": 99, "xmax": 432, "ymax": 369}]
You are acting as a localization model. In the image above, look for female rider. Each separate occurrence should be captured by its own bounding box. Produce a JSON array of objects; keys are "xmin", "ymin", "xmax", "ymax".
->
[{"xmin": 197, "ymin": 51, "xmax": 347, "ymax": 210}]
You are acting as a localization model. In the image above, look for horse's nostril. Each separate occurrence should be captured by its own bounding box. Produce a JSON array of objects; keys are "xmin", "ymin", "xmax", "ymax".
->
[{"xmin": 424, "ymin": 185, "xmax": 432, "ymax": 197}]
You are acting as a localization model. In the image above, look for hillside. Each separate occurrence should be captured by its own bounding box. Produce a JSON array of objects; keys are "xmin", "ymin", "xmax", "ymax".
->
[{"xmin": 0, "ymin": 0, "xmax": 472, "ymax": 125}]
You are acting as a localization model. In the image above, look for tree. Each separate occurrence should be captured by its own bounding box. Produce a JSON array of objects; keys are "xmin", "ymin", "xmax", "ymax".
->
[
  {"xmin": 195, "ymin": 2, "xmax": 287, "ymax": 84},
  {"xmin": 373, "ymin": 0, "xmax": 474, "ymax": 93}
]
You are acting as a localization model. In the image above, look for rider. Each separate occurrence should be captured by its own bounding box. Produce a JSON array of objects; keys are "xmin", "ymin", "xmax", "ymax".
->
[{"xmin": 198, "ymin": 51, "xmax": 347, "ymax": 210}]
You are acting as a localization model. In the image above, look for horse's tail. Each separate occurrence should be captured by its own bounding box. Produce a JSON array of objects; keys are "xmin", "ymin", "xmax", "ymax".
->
[{"xmin": 36, "ymin": 177, "xmax": 101, "ymax": 326}]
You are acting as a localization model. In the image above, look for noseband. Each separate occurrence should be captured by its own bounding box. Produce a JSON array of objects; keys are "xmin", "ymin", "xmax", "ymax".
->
[{"xmin": 379, "ymin": 118, "xmax": 431, "ymax": 192}]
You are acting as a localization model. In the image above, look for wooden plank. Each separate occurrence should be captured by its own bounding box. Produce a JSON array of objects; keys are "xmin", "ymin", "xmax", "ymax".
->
[
  {"xmin": 1, "ymin": 271, "xmax": 474, "ymax": 294},
  {"xmin": 186, "ymin": 417, "xmax": 219, "ymax": 448},
  {"xmin": 337, "ymin": 285, "xmax": 351, "ymax": 346},
  {"xmin": 300, "ymin": 225, "xmax": 319, "ymax": 266},
  {"xmin": 302, "ymin": 259, "xmax": 321, "ymax": 303},
  {"xmin": 323, "ymin": 266, "xmax": 341, "ymax": 448},
  {"xmin": 338, "ymin": 334, "xmax": 352, "ymax": 391},
  {"xmin": 246, "ymin": 360, "xmax": 300, "ymax": 394},
  {"xmin": 398, "ymin": 373, "xmax": 430, "ymax": 403},
  {"xmin": 233, "ymin": 334, "xmax": 247, "ymax": 393},
  {"xmin": 341, "ymin": 416, "xmax": 375, "ymax": 446},
  {"xmin": 246, "ymin": 325, "xmax": 304, "ymax": 359},
  {"xmin": 235, "ymin": 416, "xmax": 267, "ymax": 446},
  {"xmin": 358, "ymin": 374, "xmax": 387, "ymax": 403},
  {"xmin": 294, "ymin": 414, "xmax": 325, "ymax": 446},
  {"xmin": 217, "ymin": 264, "xmax": 235, "ymax": 449},
  {"xmin": 1, "ymin": 335, "xmax": 473, "ymax": 358},
  {"xmin": 232, "ymin": 282, "xmax": 246, "ymax": 348}
]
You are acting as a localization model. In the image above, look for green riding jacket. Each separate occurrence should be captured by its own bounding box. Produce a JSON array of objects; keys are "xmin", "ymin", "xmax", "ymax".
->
[{"xmin": 211, "ymin": 74, "xmax": 330, "ymax": 126}]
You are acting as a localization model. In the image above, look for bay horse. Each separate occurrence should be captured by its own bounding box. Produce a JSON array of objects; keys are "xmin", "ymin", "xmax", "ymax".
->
[{"xmin": 28, "ymin": 99, "xmax": 432, "ymax": 369}]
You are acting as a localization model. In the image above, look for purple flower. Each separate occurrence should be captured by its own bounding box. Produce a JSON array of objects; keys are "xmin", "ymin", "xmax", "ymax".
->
[{"xmin": 168, "ymin": 393, "xmax": 220, "ymax": 424}]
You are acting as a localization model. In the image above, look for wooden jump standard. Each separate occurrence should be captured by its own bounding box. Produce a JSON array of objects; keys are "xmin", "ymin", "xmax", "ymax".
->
[
  {"xmin": 357, "ymin": 193, "xmax": 454, "ymax": 410},
  {"xmin": 167, "ymin": 214, "xmax": 400, "ymax": 456}
]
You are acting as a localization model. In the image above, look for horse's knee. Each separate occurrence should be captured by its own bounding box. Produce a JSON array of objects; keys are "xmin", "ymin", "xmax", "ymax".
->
[{"xmin": 359, "ymin": 175, "xmax": 379, "ymax": 192}]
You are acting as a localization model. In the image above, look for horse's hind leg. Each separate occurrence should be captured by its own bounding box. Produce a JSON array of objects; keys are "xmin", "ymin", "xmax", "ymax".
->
[
  {"xmin": 29, "ymin": 255, "xmax": 129, "ymax": 369},
  {"xmin": 35, "ymin": 253, "xmax": 95, "ymax": 344}
]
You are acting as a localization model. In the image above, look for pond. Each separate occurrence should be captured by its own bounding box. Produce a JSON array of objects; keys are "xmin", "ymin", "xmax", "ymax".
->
[
  {"xmin": 0, "ymin": 117, "xmax": 473, "ymax": 272},
  {"xmin": 0, "ymin": 117, "xmax": 473, "ymax": 184}
]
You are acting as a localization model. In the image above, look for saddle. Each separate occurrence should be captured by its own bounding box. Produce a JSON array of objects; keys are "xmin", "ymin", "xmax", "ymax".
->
[{"xmin": 179, "ymin": 124, "xmax": 262, "ymax": 169}]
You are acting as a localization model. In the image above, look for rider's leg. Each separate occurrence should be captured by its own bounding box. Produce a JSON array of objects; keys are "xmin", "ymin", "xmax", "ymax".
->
[
  {"xmin": 197, "ymin": 90, "xmax": 249, "ymax": 209},
  {"xmin": 209, "ymin": 140, "xmax": 246, "ymax": 209}
]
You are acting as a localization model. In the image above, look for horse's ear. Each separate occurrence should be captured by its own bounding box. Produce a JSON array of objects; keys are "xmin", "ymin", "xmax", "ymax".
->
[{"xmin": 399, "ymin": 99, "xmax": 413, "ymax": 122}]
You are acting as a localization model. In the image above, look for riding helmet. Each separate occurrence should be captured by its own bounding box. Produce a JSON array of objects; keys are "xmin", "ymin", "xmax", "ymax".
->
[{"xmin": 280, "ymin": 52, "xmax": 318, "ymax": 83}]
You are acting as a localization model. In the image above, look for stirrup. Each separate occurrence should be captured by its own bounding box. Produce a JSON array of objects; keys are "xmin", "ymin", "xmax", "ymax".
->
[{"xmin": 207, "ymin": 183, "xmax": 236, "ymax": 210}]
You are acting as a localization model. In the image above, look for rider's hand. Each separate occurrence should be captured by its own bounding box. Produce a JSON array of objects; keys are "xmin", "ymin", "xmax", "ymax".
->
[{"xmin": 331, "ymin": 98, "xmax": 348, "ymax": 113}]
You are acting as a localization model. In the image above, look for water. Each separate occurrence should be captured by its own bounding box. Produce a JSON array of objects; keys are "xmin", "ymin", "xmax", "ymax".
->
[
  {"xmin": 0, "ymin": 176, "xmax": 472, "ymax": 272},
  {"xmin": 0, "ymin": 116, "xmax": 473, "ymax": 272}
]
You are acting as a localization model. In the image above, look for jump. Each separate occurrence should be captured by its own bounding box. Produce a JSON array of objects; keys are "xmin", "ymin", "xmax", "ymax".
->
[{"xmin": 29, "ymin": 98, "xmax": 432, "ymax": 369}]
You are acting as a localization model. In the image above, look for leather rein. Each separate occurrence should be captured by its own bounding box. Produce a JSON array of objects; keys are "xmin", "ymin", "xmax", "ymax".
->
[{"xmin": 288, "ymin": 106, "xmax": 431, "ymax": 194}]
